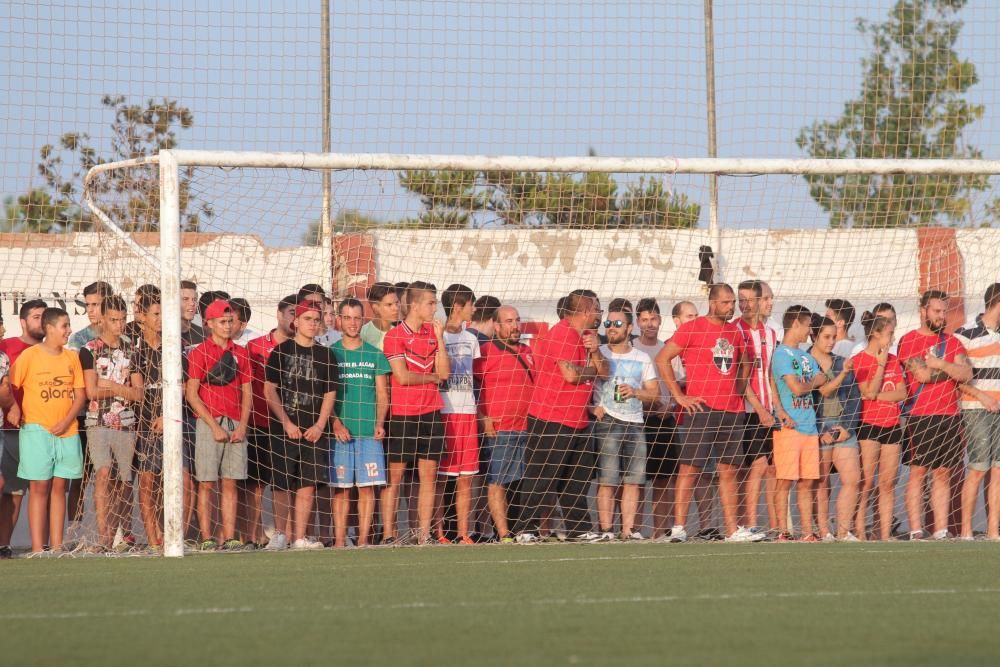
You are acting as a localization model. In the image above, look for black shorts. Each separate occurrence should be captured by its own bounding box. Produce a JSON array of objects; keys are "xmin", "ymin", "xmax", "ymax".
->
[
  {"xmin": 0, "ymin": 430, "xmax": 28, "ymax": 494},
  {"xmin": 246, "ymin": 427, "xmax": 272, "ymax": 485},
  {"xmin": 270, "ymin": 433, "xmax": 330, "ymax": 491},
  {"xmin": 387, "ymin": 411, "xmax": 446, "ymax": 464},
  {"xmin": 742, "ymin": 413, "xmax": 775, "ymax": 466},
  {"xmin": 856, "ymin": 422, "xmax": 903, "ymax": 446},
  {"xmin": 679, "ymin": 409, "xmax": 744, "ymax": 468},
  {"xmin": 645, "ymin": 413, "xmax": 678, "ymax": 478},
  {"xmin": 906, "ymin": 415, "xmax": 964, "ymax": 469}
]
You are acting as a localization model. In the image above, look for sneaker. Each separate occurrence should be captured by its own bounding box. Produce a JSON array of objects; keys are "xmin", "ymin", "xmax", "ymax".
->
[
  {"xmin": 800, "ymin": 534, "xmax": 819, "ymax": 543},
  {"xmin": 515, "ymin": 532, "xmax": 538, "ymax": 545},
  {"xmin": 500, "ymin": 535, "xmax": 515, "ymax": 544},
  {"xmin": 198, "ymin": 538, "xmax": 219, "ymax": 551},
  {"xmin": 573, "ymin": 531, "xmax": 603, "ymax": 542},
  {"xmin": 0, "ymin": 545, "xmax": 13, "ymax": 559},
  {"xmin": 111, "ymin": 526, "xmax": 126, "ymax": 551},
  {"xmin": 596, "ymin": 531, "xmax": 616, "ymax": 542},
  {"xmin": 958, "ymin": 534, "xmax": 975, "ymax": 542},
  {"xmin": 291, "ymin": 537, "xmax": 324, "ymax": 550},
  {"xmin": 695, "ymin": 527, "xmax": 722, "ymax": 541},
  {"xmin": 907, "ymin": 529, "xmax": 928, "ymax": 541},
  {"xmin": 726, "ymin": 526, "xmax": 765, "ymax": 543},
  {"xmin": 221, "ymin": 538, "xmax": 244, "ymax": 551},
  {"xmin": 839, "ymin": 532, "xmax": 861, "ymax": 542},
  {"xmin": 668, "ymin": 526, "xmax": 688, "ymax": 543},
  {"xmin": 540, "ymin": 533, "xmax": 563, "ymax": 543},
  {"xmin": 436, "ymin": 535, "xmax": 453, "ymax": 545},
  {"xmin": 822, "ymin": 533, "xmax": 837, "ymax": 543},
  {"xmin": 264, "ymin": 532, "xmax": 288, "ymax": 550},
  {"xmin": 932, "ymin": 529, "xmax": 952, "ymax": 540},
  {"xmin": 776, "ymin": 532, "xmax": 794, "ymax": 542},
  {"xmin": 456, "ymin": 535, "xmax": 476, "ymax": 545},
  {"xmin": 380, "ymin": 535, "xmax": 398, "ymax": 546},
  {"xmin": 623, "ymin": 531, "xmax": 645, "ymax": 541}
]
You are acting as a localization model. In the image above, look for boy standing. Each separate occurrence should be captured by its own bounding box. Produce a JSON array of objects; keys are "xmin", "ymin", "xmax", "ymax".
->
[
  {"xmin": 331, "ymin": 298, "xmax": 390, "ymax": 547},
  {"xmin": 185, "ymin": 299, "xmax": 253, "ymax": 550},
  {"xmin": 9, "ymin": 308, "xmax": 87, "ymax": 553}
]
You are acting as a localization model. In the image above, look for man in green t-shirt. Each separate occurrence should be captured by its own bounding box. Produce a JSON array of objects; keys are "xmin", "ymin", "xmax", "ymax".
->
[{"xmin": 331, "ymin": 298, "xmax": 391, "ymax": 547}]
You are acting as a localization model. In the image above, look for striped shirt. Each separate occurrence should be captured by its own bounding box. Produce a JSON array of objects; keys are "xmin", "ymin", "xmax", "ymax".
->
[
  {"xmin": 735, "ymin": 318, "xmax": 777, "ymax": 414},
  {"xmin": 953, "ymin": 315, "xmax": 1000, "ymax": 410}
]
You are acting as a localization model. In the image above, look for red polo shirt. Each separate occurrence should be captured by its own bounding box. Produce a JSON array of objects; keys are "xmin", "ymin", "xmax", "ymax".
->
[
  {"xmin": 474, "ymin": 339, "xmax": 534, "ymax": 432},
  {"xmin": 187, "ymin": 337, "xmax": 251, "ymax": 421},
  {"xmin": 527, "ymin": 319, "xmax": 594, "ymax": 429}
]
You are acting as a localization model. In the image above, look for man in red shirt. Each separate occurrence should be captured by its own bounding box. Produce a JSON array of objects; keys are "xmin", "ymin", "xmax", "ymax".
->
[
  {"xmin": 656, "ymin": 283, "xmax": 759, "ymax": 543},
  {"xmin": 244, "ymin": 293, "xmax": 296, "ymax": 549},
  {"xmin": 512, "ymin": 289, "xmax": 608, "ymax": 543},
  {"xmin": 0, "ymin": 299, "xmax": 47, "ymax": 558},
  {"xmin": 185, "ymin": 300, "xmax": 253, "ymax": 550},
  {"xmin": 898, "ymin": 290, "xmax": 972, "ymax": 540},
  {"xmin": 382, "ymin": 281, "xmax": 450, "ymax": 545},
  {"xmin": 474, "ymin": 305, "xmax": 534, "ymax": 542}
]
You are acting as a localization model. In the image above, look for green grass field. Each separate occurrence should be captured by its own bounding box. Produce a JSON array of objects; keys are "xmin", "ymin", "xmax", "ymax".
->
[{"xmin": 4, "ymin": 541, "xmax": 1000, "ymax": 666}]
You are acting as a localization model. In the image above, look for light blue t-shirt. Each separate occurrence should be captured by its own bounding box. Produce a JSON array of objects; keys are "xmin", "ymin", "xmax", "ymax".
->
[
  {"xmin": 594, "ymin": 345, "xmax": 657, "ymax": 424},
  {"xmin": 772, "ymin": 343, "xmax": 819, "ymax": 435}
]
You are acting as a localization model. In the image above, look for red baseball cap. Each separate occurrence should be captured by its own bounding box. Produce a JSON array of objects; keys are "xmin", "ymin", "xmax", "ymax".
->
[
  {"xmin": 203, "ymin": 299, "xmax": 233, "ymax": 321},
  {"xmin": 294, "ymin": 300, "xmax": 321, "ymax": 319}
]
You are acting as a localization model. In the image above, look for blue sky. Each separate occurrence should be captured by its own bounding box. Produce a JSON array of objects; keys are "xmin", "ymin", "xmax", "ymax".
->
[{"xmin": 3, "ymin": 1, "xmax": 999, "ymax": 244}]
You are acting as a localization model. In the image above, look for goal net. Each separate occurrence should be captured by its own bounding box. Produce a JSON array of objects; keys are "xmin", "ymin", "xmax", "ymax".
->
[{"xmin": 74, "ymin": 152, "xmax": 1000, "ymax": 556}]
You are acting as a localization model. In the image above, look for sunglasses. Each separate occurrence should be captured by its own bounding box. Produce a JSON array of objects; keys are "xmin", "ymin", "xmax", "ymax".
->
[{"xmin": 603, "ymin": 319, "xmax": 627, "ymax": 329}]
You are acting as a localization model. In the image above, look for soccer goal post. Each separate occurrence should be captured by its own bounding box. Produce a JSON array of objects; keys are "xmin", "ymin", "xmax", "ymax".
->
[{"xmin": 84, "ymin": 150, "xmax": 1000, "ymax": 557}]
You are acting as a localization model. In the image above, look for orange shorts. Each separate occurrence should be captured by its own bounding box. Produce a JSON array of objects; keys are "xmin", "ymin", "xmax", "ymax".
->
[{"xmin": 773, "ymin": 428, "xmax": 820, "ymax": 481}]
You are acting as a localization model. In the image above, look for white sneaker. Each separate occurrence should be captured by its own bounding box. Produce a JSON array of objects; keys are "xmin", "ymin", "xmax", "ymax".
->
[
  {"xmin": 668, "ymin": 526, "xmax": 688, "ymax": 543},
  {"xmin": 726, "ymin": 526, "xmax": 765, "ymax": 543},
  {"xmin": 574, "ymin": 531, "xmax": 603, "ymax": 542},
  {"xmin": 597, "ymin": 531, "xmax": 616, "ymax": 542},
  {"xmin": 839, "ymin": 532, "xmax": 860, "ymax": 542},
  {"xmin": 822, "ymin": 532, "xmax": 837, "ymax": 543},
  {"xmin": 264, "ymin": 532, "xmax": 288, "ymax": 550},
  {"xmin": 932, "ymin": 529, "xmax": 952, "ymax": 540},
  {"xmin": 291, "ymin": 537, "xmax": 324, "ymax": 550},
  {"xmin": 623, "ymin": 531, "xmax": 644, "ymax": 541},
  {"xmin": 515, "ymin": 532, "xmax": 538, "ymax": 544}
]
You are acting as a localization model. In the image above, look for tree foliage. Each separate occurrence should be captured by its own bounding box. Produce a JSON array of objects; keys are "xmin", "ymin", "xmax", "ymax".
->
[
  {"xmin": 303, "ymin": 209, "xmax": 384, "ymax": 244},
  {"xmin": 398, "ymin": 169, "xmax": 700, "ymax": 229},
  {"xmin": 797, "ymin": 0, "xmax": 988, "ymax": 228},
  {"xmin": 2, "ymin": 95, "xmax": 212, "ymax": 233}
]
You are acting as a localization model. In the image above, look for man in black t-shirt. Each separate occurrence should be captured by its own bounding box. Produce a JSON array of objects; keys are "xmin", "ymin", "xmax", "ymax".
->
[{"xmin": 264, "ymin": 301, "xmax": 338, "ymax": 550}]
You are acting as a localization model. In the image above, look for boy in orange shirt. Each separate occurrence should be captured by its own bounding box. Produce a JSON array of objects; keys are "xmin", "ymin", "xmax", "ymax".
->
[{"xmin": 8, "ymin": 308, "xmax": 87, "ymax": 553}]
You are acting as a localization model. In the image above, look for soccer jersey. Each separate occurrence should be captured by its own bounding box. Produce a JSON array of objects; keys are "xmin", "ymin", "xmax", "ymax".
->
[
  {"xmin": 953, "ymin": 315, "xmax": 1000, "ymax": 410},
  {"xmin": 0, "ymin": 337, "xmax": 33, "ymax": 429},
  {"xmin": 246, "ymin": 331, "xmax": 281, "ymax": 428},
  {"xmin": 383, "ymin": 321, "xmax": 444, "ymax": 416},
  {"xmin": 441, "ymin": 328, "xmax": 480, "ymax": 415},
  {"xmin": 772, "ymin": 343, "xmax": 819, "ymax": 435},
  {"xmin": 670, "ymin": 316, "xmax": 745, "ymax": 413},
  {"xmin": 187, "ymin": 337, "xmax": 252, "ymax": 421},
  {"xmin": 10, "ymin": 345, "xmax": 85, "ymax": 435},
  {"xmin": 360, "ymin": 321, "xmax": 390, "ymax": 351},
  {"xmin": 265, "ymin": 339, "xmax": 338, "ymax": 429},
  {"xmin": 332, "ymin": 340, "xmax": 391, "ymax": 438},
  {"xmin": 79, "ymin": 336, "xmax": 136, "ymax": 430},
  {"xmin": 735, "ymin": 319, "xmax": 777, "ymax": 413},
  {"xmin": 0, "ymin": 351, "xmax": 9, "ymax": 425},
  {"xmin": 593, "ymin": 345, "xmax": 657, "ymax": 423},
  {"xmin": 852, "ymin": 350, "xmax": 903, "ymax": 427},
  {"xmin": 527, "ymin": 319, "xmax": 595, "ymax": 429},
  {"xmin": 474, "ymin": 339, "xmax": 534, "ymax": 432},
  {"xmin": 897, "ymin": 330, "xmax": 966, "ymax": 417}
]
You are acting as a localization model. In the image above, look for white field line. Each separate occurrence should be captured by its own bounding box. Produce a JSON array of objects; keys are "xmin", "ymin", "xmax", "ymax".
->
[{"xmin": 3, "ymin": 588, "xmax": 1000, "ymax": 622}]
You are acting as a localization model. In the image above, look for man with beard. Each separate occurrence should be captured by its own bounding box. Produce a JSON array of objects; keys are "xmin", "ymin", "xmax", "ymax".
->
[
  {"xmin": 655, "ymin": 284, "xmax": 760, "ymax": 543},
  {"xmin": 0, "ymin": 299, "xmax": 47, "ymax": 558},
  {"xmin": 898, "ymin": 290, "xmax": 972, "ymax": 540},
  {"xmin": 592, "ymin": 299, "xmax": 659, "ymax": 540},
  {"xmin": 474, "ymin": 305, "xmax": 534, "ymax": 543}
]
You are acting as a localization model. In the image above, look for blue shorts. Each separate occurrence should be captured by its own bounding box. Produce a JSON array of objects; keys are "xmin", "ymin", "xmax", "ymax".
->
[
  {"xmin": 17, "ymin": 423, "xmax": 84, "ymax": 481},
  {"xmin": 816, "ymin": 416, "xmax": 859, "ymax": 451},
  {"xmin": 482, "ymin": 430, "xmax": 527, "ymax": 486},
  {"xmin": 594, "ymin": 417, "xmax": 647, "ymax": 486},
  {"xmin": 331, "ymin": 437, "xmax": 386, "ymax": 488}
]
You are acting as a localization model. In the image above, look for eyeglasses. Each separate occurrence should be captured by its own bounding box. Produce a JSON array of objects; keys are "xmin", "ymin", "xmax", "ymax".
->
[{"xmin": 603, "ymin": 319, "xmax": 627, "ymax": 328}]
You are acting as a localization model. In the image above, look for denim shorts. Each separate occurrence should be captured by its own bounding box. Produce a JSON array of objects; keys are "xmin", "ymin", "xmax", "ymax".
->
[
  {"xmin": 481, "ymin": 430, "xmax": 527, "ymax": 486},
  {"xmin": 963, "ymin": 410, "xmax": 1000, "ymax": 472},
  {"xmin": 594, "ymin": 416, "xmax": 647, "ymax": 486},
  {"xmin": 816, "ymin": 415, "xmax": 859, "ymax": 452}
]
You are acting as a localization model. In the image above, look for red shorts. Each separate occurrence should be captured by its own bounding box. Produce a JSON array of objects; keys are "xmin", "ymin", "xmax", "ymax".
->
[{"xmin": 439, "ymin": 413, "xmax": 479, "ymax": 476}]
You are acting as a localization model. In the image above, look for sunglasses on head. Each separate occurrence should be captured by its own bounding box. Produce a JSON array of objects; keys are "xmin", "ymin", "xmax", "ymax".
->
[{"xmin": 603, "ymin": 319, "xmax": 627, "ymax": 328}]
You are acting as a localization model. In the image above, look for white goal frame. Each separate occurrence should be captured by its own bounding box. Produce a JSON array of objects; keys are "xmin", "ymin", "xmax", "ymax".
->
[{"xmin": 84, "ymin": 150, "xmax": 1000, "ymax": 557}]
